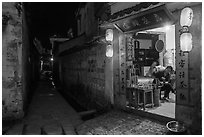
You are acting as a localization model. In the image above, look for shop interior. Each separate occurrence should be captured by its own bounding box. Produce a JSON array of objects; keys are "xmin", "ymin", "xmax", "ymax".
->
[{"xmin": 126, "ymin": 25, "xmax": 176, "ymax": 119}]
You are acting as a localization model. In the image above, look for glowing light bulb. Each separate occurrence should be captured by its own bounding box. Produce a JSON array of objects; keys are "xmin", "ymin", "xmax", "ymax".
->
[{"xmin": 165, "ymin": 25, "xmax": 170, "ymax": 31}]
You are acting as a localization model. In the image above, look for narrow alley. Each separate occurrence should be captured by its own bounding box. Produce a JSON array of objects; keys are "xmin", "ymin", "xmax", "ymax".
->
[
  {"xmin": 5, "ymin": 79, "xmax": 82, "ymax": 135},
  {"xmin": 3, "ymin": 78, "xmax": 173, "ymax": 135},
  {"xmin": 2, "ymin": 2, "xmax": 202, "ymax": 135}
]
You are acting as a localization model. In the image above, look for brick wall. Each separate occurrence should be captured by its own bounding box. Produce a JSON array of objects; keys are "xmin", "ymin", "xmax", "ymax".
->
[
  {"xmin": 2, "ymin": 2, "xmax": 40, "ymax": 120},
  {"xmin": 60, "ymin": 43, "xmax": 110, "ymax": 110}
]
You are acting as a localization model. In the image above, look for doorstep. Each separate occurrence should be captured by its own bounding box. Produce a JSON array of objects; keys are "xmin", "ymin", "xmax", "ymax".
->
[{"xmin": 124, "ymin": 107, "xmax": 175, "ymax": 124}]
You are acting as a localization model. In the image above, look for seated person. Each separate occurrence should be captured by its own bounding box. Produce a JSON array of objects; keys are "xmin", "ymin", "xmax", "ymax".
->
[
  {"xmin": 146, "ymin": 61, "xmax": 159, "ymax": 77},
  {"xmin": 170, "ymin": 70, "xmax": 176, "ymax": 91},
  {"xmin": 153, "ymin": 66, "xmax": 175, "ymax": 101}
]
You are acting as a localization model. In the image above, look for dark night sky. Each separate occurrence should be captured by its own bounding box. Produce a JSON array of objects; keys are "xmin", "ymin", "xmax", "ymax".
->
[{"xmin": 26, "ymin": 2, "xmax": 80, "ymax": 49}]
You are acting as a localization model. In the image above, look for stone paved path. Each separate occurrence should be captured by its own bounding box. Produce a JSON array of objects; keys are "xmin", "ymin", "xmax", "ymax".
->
[
  {"xmin": 76, "ymin": 110, "xmax": 170, "ymax": 135},
  {"xmin": 4, "ymin": 80, "xmax": 185, "ymax": 135},
  {"xmin": 6, "ymin": 80, "xmax": 83, "ymax": 135}
]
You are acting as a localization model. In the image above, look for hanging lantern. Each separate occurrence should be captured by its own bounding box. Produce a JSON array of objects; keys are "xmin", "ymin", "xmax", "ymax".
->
[
  {"xmin": 106, "ymin": 29, "xmax": 113, "ymax": 41},
  {"xmin": 106, "ymin": 44, "xmax": 113, "ymax": 57},
  {"xmin": 180, "ymin": 7, "xmax": 193, "ymax": 27},
  {"xmin": 180, "ymin": 32, "xmax": 193, "ymax": 52}
]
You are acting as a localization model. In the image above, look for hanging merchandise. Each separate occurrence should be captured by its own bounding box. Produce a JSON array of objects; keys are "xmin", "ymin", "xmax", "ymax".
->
[{"xmin": 126, "ymin": 36, "xmax": 135, "ymax": 61}]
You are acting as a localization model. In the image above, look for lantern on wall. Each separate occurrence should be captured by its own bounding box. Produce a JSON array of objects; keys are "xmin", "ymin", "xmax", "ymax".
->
[
  {"xmin": 106, "ymin": 29, "xmax": 113, "ymax": 41},
  {"xmin": 180, "ymin": 32, "xmax": 192, "ymax": 52},
  {"xmin": 106, "ymin": 44, "xmax": 113, "ymax": 57},
  {"xmin": 180, "ymin": 7, "xmax": 193, "ymax": 27},
  {"xmin": 180, "ymin": 7, "xmax": 193, "ymax": 52}
]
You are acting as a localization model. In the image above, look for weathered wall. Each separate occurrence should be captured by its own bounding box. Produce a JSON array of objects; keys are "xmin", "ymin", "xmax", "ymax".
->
[
  {"xmin": 60, "ymin": 42, "xmax": 112, "ymax": 110},
  {"xmin": 77, "ymin": 3, "xmax": 97, "ymax": 37},
  {"xmin": 113, "ymin": 31, "xmax": 127, "ymax": 109},
  {"xmin": 2, "ymin": 2, "xmax": 24, "ymax": 120},
  {"xmin": 175, "ymin": 4, "xmax": 202, "ymax": 134},
  {"xmin": 2, "ymin": 2, "xmax": 40, "ymax": 120}
]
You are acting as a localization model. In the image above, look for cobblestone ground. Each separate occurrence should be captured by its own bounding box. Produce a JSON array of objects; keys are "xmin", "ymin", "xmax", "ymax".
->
[
  {"xmin": 76, "ymin": 110, "xmax": 169, "ymax": 135},
  {"xmin": 4, "ymin": 80, "xmax": 82, "ymax": 135}
]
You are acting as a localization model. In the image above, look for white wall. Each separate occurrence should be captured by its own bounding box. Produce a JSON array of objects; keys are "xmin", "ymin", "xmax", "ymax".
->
[
  {"xmin": 149, "ymin": 25, "xmax": 175, "ymax": 50},
  {"xmin": 148, "ymin": 25, "xmax": 176, "ymax": 69}
]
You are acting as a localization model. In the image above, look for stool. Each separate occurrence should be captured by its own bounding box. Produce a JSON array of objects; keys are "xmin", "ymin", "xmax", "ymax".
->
[{"xmin": 137, "ymin": 89, "xmax": 154, "ymax": 110}]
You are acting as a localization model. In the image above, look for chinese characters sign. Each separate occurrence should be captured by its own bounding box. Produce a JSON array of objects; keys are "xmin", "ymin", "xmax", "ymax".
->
[
  {"xmin": 113, "ymin": 5, "xmax": 174, "ymax": 33},
  {"xmin": 118, "ymin": 34, "xmax": 127, "ymax": 108},
  {"xmin": 176, "ymin": 49, "xmax": 189, "ymax": 105}
]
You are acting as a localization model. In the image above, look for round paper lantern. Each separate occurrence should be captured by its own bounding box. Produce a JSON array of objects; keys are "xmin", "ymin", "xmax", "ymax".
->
[
  {"xmin": 180, "ymin": 32, "xmax": 193, "ymax": 52},
  {"xmin": 180, "ymin": 7, "xmax": 193, "ymax": 27},
  {"xmin": 106, "ymin": 44, "xmax": 113, "ymax": 57},
  {"xmin": 106, "ymin": 29, "xmax": 113, "ymax": 41}
]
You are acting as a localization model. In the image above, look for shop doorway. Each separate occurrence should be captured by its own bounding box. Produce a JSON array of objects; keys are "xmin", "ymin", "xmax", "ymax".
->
[{"xmin": 126, "ymin": 25, "xmax": 176, "ymax": 119}]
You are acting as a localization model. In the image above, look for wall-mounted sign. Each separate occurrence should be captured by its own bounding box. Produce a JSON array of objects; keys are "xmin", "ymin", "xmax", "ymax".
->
[
  {"xmin": 113, "ymin": 5, "xmax": 175, "ymax": 33},
  {"xmin": 176, "ymin": 49, "xmax": 189, "ymax": 105}
]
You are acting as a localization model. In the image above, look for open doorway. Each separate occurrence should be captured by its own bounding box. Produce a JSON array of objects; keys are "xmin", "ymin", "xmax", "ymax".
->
[
  {"xmin": 126, "ymin": 25, "xmax": 176, "ymax": 119},
  {"xmin": 141, "ymin": 25, "xmax": 176, "ymax": 119}
]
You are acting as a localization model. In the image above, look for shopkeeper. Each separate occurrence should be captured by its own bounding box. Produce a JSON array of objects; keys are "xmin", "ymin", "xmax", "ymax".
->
[{"xmin": 153, "ymin": 66, "xmax": 175, "ymax": 101}]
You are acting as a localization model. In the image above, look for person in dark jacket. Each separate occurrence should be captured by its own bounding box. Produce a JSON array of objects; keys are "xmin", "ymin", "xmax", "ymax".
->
[{"xmin": 153, "ymin": 66, "xmax": 175, "ymax": 101}]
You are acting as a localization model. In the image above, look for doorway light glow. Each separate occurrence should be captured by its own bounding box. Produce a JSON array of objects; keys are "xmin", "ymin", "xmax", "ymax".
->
[{"xmin": 165, "ymin": 25, "xmax": 170, "ymax": 31}]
